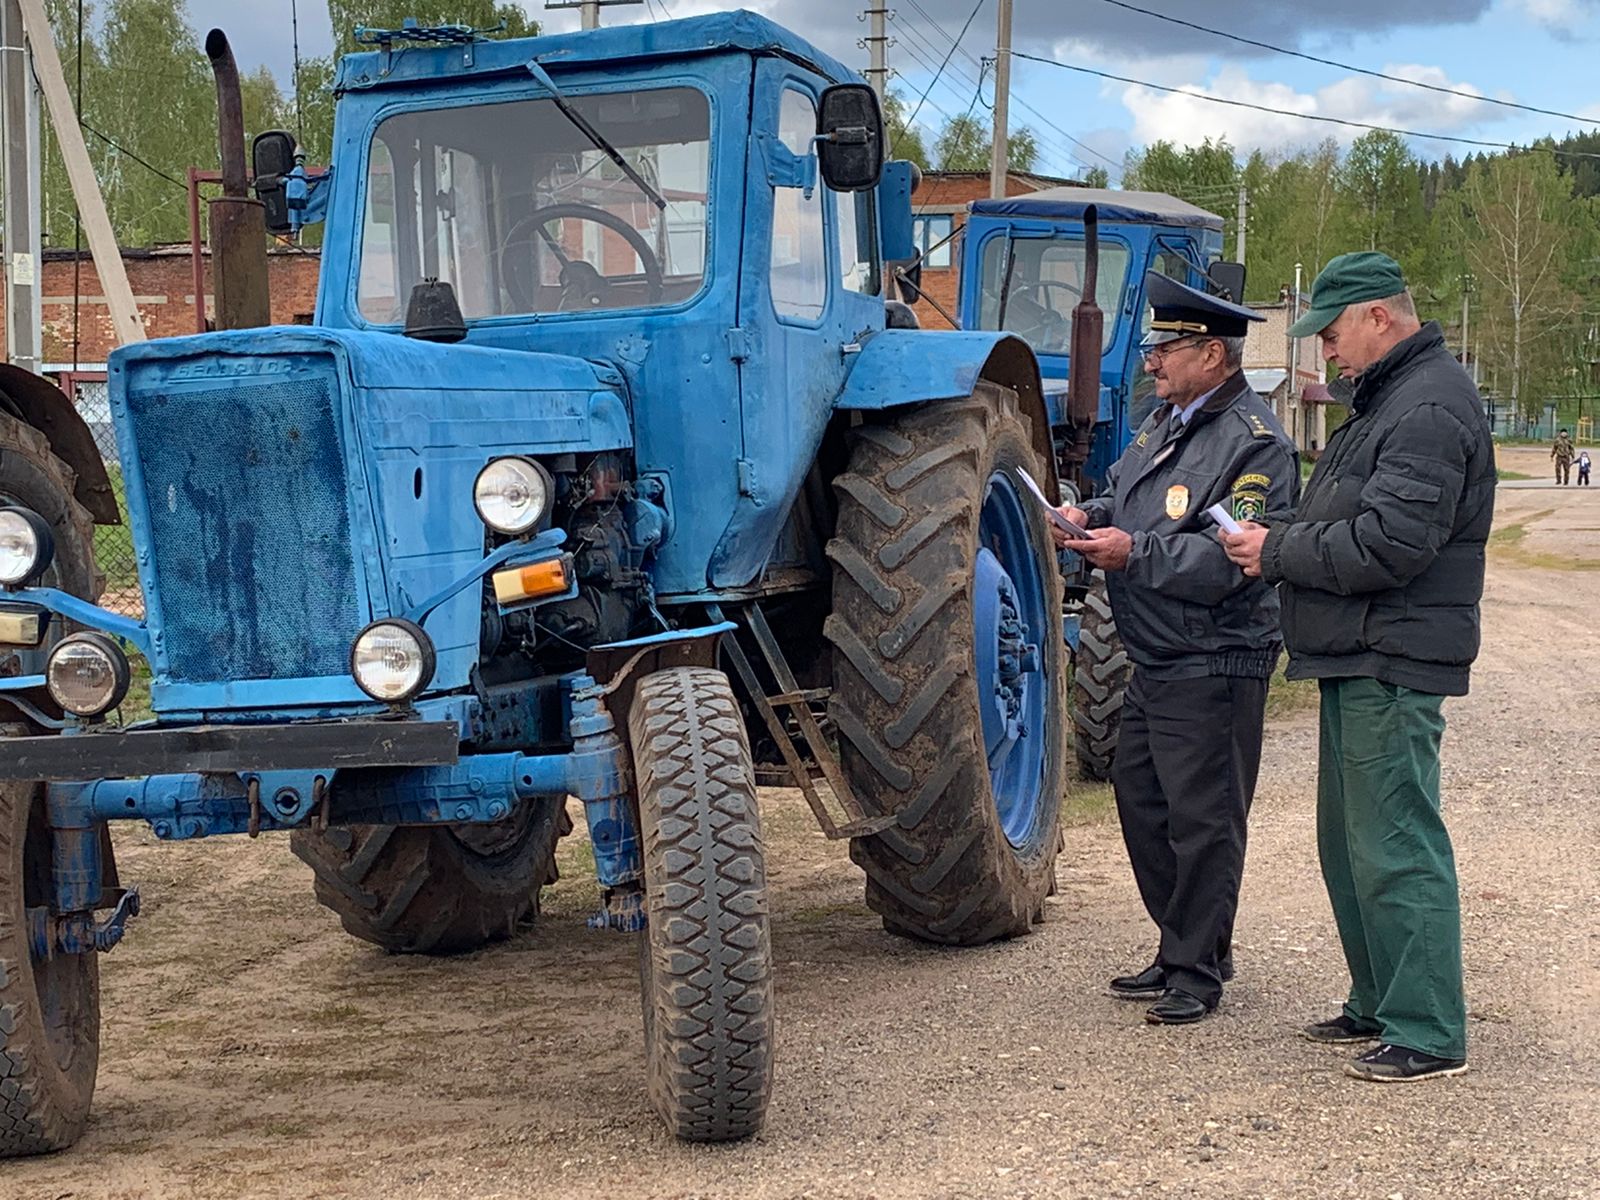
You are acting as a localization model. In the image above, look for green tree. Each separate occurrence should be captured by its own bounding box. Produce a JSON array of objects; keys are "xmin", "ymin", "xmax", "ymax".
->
[
  {"xmin": 932, "ymin": 113, "xmax": 1039, "ymax": 172},
  {"xmin": 1338, "ymin": 131, "xmax": 1426, "ymax": 260},
  {"xmin": 1082, "ymin": 165, "xmax": 1110, "ymax": 189},
  {"xmin": 884, "ymin": 90, "xmax": 930, "ymax": 170}
]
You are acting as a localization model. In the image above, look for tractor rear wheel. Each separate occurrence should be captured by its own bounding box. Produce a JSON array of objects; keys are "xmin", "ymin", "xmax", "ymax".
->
[
  {"xmin": 827, "ymin": 381, "xmax": 1067, "ymax": 945},
  {"xmin": 1071, "ymin": 571, "xmax": 1129, "ymax": 782},
  {"xmin": 0, "ymin": 411, "xmax": 106, "ymax": 1157},
  {"xmin": 629, "ymin": 666, "xmax": 773, "ymax": 1142},
  {"xmin": 290, "ymin": 800, "xmax": 570, "ymax": 955}
]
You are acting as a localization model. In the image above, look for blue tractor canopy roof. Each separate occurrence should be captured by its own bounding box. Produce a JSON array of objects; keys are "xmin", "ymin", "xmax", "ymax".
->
[
  {"xmin": 335, "ymin": 9, "xmax": 860, "ymax": 92},
  {"xmin": 969, "ymin": 187, "xmax": 1225, "ymax": 231}
]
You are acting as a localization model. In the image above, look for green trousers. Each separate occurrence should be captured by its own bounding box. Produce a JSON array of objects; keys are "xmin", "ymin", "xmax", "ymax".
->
[{"xmin": 1317, "ymin": 678, "xmax": 1467, "ymax": 1060}]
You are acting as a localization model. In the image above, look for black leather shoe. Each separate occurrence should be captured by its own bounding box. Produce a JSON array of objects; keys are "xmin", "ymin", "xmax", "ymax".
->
[
  {"xmin": 1108, "ymin": 963, "xmax": 1165, "ymax": 999},
  {"xmin": 1144, "ymin": 989, "xmax": 1215, "ymax": 1025}
]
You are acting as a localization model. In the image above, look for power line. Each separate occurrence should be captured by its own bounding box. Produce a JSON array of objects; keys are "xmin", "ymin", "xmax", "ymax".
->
[
  {"xmin": 895, "ymin": 0, "xmax": 1121, "ymax": 172},
  {"xmin": 1092, "ymin": 0, "xmax": 1600, "ymax": 129},
  {"xmin": 891, "ymin": 0, "xmax": 986, "ymax": 158},
  {"xmin": 1012, "ymin": 52, "xmax": 1600, "ymax": 162},
  {"xmin": 78, "ymin": 122, "xmax": 189, "ymax": 189}
]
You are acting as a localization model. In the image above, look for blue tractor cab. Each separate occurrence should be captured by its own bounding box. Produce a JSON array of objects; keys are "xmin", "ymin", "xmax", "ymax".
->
[
  {"xmin": 0, "ymin": 12, "xmax": 1073, "ymax": 1152},
  {"xmin": 951, "ymin": 187, "xmax": 1237, "ymax": 779}
]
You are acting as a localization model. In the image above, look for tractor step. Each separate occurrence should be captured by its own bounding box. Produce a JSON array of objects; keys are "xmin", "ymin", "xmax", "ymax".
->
[{"xmin": 711, "ymin": 603, "xmax": 892, "ymax": 840}]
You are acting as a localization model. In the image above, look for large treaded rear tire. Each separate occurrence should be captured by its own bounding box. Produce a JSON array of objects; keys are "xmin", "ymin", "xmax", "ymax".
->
[
  {"xmin": 630, "ymin": 666, "xmax": 773, "ymax": 1142},
  {"xmin": 290, "ymin": 800, "xmax": 570, "ymax": 955},
  {"xmin": 1071, "ymin": 571, "xmax": 1128, "ymax": 782},
  {"xmin": 0, "ymin": 412, "xmax": 105, "ymax": 1158},
  {"xmin": 826, "ymin": 382, "xmax": 1067, "ymax": 946}
]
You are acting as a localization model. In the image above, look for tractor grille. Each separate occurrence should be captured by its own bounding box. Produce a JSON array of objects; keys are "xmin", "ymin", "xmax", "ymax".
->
[{"xmin": 125, "ymin": 363, "xmax": 365, "ymax": 684}]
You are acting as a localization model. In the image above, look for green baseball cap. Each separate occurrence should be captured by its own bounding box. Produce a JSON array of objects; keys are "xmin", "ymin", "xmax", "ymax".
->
[{"xmin": 1288, "ymin": 251, "xmax": 1408, "ymax": 338}]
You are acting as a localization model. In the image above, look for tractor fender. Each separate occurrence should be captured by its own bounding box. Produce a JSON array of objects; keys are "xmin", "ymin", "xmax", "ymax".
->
[
  {"xmin": 835, "ymin": 329, "xmax": 1058, "ymax": 498},
  {"xmin": 0, "ymin": 364, "xmax": 120, "ymax": 525}
]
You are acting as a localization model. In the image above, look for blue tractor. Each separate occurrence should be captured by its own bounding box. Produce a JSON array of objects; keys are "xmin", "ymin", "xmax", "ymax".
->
[
  {"xmin": 935, "ymin": 187, "xmax": 1239, "ymax": 779},
  {"xmin": 0, "ymin": 13, "xmax": 1070, "ymax": 1150}
]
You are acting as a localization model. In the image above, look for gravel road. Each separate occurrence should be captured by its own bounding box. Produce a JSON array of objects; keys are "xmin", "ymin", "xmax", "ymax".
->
[{"xmin": 8, "ymin": 469, "xmax": 1597, "ymax": 1200}]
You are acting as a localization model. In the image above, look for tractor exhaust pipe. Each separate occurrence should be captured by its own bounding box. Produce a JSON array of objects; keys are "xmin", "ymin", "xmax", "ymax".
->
[
  {"xmin": 205, "ymin": 29, "xmax": 270, "ymax": 329},
  {"xmin": 1063, "ymin": 204, "xmax": 1103, "ymax": 475}
]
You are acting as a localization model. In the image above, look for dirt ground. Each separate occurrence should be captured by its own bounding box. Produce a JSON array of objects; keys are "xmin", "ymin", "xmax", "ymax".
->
[{"xmin": 9, "ymin": 471, "xmax": 1599, "ymax": 1200}]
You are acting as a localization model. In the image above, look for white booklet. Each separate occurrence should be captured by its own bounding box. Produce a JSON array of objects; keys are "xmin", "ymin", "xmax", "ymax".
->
[
  {"xmin": 1205, "ymin": 502, "xmax": 1243, "ymax": 535},
  {"xmin": 1018, "ymin": 468, "xmax": 1091, "ymax": 540}
]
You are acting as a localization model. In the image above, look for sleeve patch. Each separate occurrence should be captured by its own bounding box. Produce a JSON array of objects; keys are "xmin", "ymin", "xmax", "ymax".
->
[
  {"xmin": 1233, "ymin": 472, "xmax": 1271, "ymax": 490},
  {"xmin": 1232, "ymin": 488, "xmax": 1268, "ymax": 522}
]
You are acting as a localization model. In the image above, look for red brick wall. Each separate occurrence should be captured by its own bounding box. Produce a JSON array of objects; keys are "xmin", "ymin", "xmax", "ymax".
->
[
  {"xmin": 0, "ymin": 250, "xmax": 322, "ymax": 363},
  {"xmin": 905, "ymin": 172, "xmax": 1076, "ymax": 331}
]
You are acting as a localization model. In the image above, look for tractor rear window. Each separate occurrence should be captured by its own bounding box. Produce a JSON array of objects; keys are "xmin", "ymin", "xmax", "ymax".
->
[
  {"xmin": 358, "ymin": 87, "xmax": 711, "ymax": 323},
  {"xmin": 975, "ymin": 236, "xmax": 1129, "ymax": 356}
]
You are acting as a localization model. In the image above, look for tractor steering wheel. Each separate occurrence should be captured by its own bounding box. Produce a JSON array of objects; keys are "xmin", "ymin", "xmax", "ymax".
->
[{"xmin": 498, "ymin": 202, "xmax": 665, "ymax": 311}]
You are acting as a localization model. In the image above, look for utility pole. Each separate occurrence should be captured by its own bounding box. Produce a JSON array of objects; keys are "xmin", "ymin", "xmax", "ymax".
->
[
  {"xmin": 1235, "ymin": 183, "xmax": 1247, "ymax": 269},
  {"xmin": 987, "ymin": 0, "xmax": 1012, "ymax": 200},
  {"xmin": 544, "ymin": 0, "xmax": 643, "ymax": 31},
  {"xmin": 862, "ymin": 4, "xmax": 889, "ymax": 99},
  {"xmin": 1, "ymin": 0, "xmax": 42, "ymax": 372},
  {"xmin": 17, "ymin": 0, "xmax": 142, "ymax": 345},
  {"xmin": 1460, "ymin": 273, "xmax": 1473, "ymax": 374}
]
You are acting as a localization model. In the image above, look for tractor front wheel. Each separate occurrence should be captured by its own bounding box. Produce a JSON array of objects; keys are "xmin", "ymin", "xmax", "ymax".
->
[
  {"xmin": 827, "ymin": 381, "xmax": 1067, "ymax": 945},
  {"xmin": 629, "ymin": 666, "xmax": 773, "ymax": 1142}
]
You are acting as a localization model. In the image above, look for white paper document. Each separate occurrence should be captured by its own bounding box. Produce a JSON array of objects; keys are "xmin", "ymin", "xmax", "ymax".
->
[
  {"xmin": 1205, "ymin": 502, "xmax": 1243, "ymax": 535},
  {"xmin": 1018, "ymin": 468, "xmax": 1090, "ymax": 539}
]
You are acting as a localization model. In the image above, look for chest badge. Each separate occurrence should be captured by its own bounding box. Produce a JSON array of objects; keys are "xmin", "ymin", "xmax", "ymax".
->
[{"xmin": 1165, "ymin": 484, "xmax": 1190, "ymax": 520}]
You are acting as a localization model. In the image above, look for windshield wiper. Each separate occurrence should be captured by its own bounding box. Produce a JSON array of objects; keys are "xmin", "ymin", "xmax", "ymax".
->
[{"xmin": 526, "ymin": 60, "xmax": 667, "ymax": 211}]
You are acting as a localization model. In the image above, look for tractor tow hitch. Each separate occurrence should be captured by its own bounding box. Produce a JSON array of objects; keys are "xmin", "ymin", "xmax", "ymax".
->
[{"xmin": 28, "ymin": 886, "xmax": 142, "ymax": 959}]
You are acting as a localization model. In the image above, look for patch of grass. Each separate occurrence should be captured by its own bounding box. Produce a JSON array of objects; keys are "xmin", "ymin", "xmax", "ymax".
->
[
  {"xmin": 1489, "ymin": 509, "xmax": 1600, "ymax": 571},
  {"xmin": 1265, "ymin": 662, "xmax": 1319, "ymax": 719},
  {"xmin": 1059, "ymin": 780, "xmax": 1115, "ymax": 827},
  {"xmin": 1497, "ymin": 468, "xmax": 1531, "ymax": 480}
]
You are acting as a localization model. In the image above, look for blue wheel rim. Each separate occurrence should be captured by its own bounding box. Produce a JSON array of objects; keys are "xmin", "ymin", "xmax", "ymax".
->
[{"xmin": 973, "ymin": 468, "xmax": 1053, "ymax": 853}]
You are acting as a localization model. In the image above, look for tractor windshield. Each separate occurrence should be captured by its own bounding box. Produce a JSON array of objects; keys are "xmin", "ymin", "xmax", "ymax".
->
[
  {"xmin": 357, "ymin": 86, "xmax": 711, "ymax": 323},
  {"xmin": 975, "ymin": 235, "xmax": 1129, "ymax": 356}
]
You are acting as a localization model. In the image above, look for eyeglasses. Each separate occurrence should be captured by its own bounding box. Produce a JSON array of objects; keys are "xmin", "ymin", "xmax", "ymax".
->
[{"xmin": 1142, "ymin": 337, "xmax": 1210, "ymax": 365}]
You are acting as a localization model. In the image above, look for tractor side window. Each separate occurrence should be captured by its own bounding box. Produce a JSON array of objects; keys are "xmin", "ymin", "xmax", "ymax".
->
[
  {"xmin": 834, "ymin": 189, "xmax": 879, "ymax": 295},
  {"xmin": 358, "ymin": 86, "xmax": 711, "ymax": 322},
  {"xmin": 770, "ymin": 89, "xmax": 827, "ymax": 321}
]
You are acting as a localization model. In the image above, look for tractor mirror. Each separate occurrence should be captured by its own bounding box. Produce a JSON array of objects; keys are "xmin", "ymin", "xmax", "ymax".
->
[
  {"xmin": 252, "ymin": 129, "xmax": 296, "ymax": 181},
  {"xmin": 816, "ymin": 84, "xmax": 884, "ymax": 193},
  {"xmin": 1208, "ymin": 260, "xmax": 1246, "ymax": 303}
]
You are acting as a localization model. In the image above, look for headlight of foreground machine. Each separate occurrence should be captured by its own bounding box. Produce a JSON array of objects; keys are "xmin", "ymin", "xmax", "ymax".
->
[
  {"xmin": 46, "ymin": 632, "xmax": 130, "ymax": 717},
  {"xmin": 473, "ymin": 457, "xmax": 553, "ymax": 535},
  {"xmin": 350, "ymin": 619, "xmax": 436, "ymax": 702},
  {"xmin": 0, "ymin": 507, "xmax": 55, "ymax": 586}
]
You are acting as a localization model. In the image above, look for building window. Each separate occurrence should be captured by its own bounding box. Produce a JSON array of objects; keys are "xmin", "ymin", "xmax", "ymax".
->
[{"xmin": 912, "ymin": 214, "xmax": 954, "ymax": 268}]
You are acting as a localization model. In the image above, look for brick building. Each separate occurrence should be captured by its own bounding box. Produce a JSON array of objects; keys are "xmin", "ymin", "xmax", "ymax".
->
[
  {"xmin": 902, "ymin": 169, "xmax": 1082, "ymax": 330},
  {"xmin": 1243, "ymin": 298, "xmax": 1329, "ymax": 454},
  {"xmin": 0, "ymin": 245, "xmax": 322, "ymax": 364}
]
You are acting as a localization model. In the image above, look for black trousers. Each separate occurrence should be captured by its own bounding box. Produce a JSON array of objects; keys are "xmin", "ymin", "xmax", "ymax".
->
[{"xmin": 1111, "ymin": 667, "xmax": 1268, "ymax": 1007}]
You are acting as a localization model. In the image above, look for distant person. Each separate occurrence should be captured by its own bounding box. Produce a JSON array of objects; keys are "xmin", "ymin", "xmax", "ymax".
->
[
  {"xmin": 1552, "ymin": 428, "xmax": 1575, "ymax": 485},
  {"xmin": 1220, "ymin": 251, "xmax": 1495, "ymax": 1083},
  {"xmin": 1052, "ymin": 273, "xmax": 1298, "ymax": 1026},
  {"xmin": 1579, "ymin": 449, "xmax": 1591, "ymax": 487}
]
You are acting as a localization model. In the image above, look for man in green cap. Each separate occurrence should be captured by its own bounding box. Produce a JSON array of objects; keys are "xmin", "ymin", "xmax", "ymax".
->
[{"xmin": 1218, "ymin": 251, "xmax": 1496, "ymax": 1083}]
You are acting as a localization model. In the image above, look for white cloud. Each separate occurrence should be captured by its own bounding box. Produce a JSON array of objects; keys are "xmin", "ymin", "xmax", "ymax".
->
[{"xmin": 1115, "ymin": 62, "xmax": 1511, "ymax": 154}]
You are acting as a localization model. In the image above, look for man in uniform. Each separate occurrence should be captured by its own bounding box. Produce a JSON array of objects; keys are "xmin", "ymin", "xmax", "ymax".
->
[
  {"xmin": 1052, "ymin": 273, "xmax": 1299, "ymax": 1025},
  {"xmin": 1552, "ymin": 428, "xmax": 1575, "ymax": 485},
  {"xmin": 1221, "ymin": 251, "xmax": 1494, "ymax": 1082}
]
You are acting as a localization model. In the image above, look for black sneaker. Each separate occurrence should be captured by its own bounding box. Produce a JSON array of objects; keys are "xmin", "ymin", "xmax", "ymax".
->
[
  {"xmin": 1343, "ymin": 1043, "xmax": 1468, "ymax": 1083},
  {"xmin": 1300, "ymin": 1014, "xmax": 1382, "ymax": 1044}
]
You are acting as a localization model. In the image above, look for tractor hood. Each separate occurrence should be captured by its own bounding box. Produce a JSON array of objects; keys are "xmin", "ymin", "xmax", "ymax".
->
[{"xmin": 105, "ymin": 327, "xmax": 630, "ymax": 713}]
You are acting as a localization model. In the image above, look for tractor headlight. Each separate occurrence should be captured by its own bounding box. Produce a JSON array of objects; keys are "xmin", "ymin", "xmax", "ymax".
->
[
  {"xmin": 46, "ymin": 632, "xmax": 130, "ymax": 718},
  {"xmin": 473, "ymin": 457, "xmax": 552, "ymax": 535},
  {"xmin": 350, "ymin": 619, "xmax": 436, "ymax": 703},
  {"xmin": 0, "ymin": 507, "xmax": 54, "ymax": 586}
]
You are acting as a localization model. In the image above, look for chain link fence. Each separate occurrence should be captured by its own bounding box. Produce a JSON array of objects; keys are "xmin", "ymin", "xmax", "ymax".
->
[{"xmin": 69, "ymin": 378, "xmax": 145, "ymax": 618}]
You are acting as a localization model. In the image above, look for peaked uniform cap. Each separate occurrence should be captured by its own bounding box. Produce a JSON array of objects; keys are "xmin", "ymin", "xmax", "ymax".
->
[{"xmin": 1140, "ymin": 271, "xmax": 1265, "ymax": 349}]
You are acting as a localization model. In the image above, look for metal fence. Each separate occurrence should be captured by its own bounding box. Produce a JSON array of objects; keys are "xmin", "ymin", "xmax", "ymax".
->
[{"xmin": 67, "ymin": 378, "xmax": 144, "ymax": 618}]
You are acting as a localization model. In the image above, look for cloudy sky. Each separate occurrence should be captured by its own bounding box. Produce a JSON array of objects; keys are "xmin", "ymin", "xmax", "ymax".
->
[{"xmin": 185, "ymin": 0, "xmax": 1600, "ymax": 181}]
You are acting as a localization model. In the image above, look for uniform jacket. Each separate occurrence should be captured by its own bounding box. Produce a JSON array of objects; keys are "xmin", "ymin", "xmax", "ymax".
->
[
  {"xmin": 1081, "ymin": 370, "xmax": 1300, "ymax": 679},
  {"xmin": 1552, "ymin": 434, "xmax": 1575, "ymax": 464},
  {"xmin": 1260, "ymin": 322, "xmax": 1495, "ymax": 696}
]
